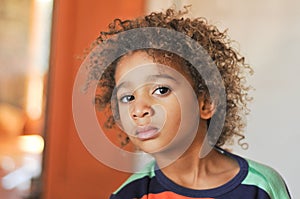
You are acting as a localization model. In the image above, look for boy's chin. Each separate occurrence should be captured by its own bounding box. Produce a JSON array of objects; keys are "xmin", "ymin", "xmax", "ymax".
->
[
  {"xmin": 137, "ymin": 142, "xmax": 183, "ymax": 157},
  {"xmin": 131, "ymin": 140, "xmax": 168, "ymax": 154}
]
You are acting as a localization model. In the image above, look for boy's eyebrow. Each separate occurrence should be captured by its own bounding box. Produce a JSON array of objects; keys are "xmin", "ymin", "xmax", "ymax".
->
[
  {"xmin": 146, "ymin": 74, "xmax": 179, "ymax": 83},
  {"xmin": 116, "ymin": 81, "xmax": 130, "ymax": 92},
  {"xmin": 116, "ymin": 74, "xmax": 179, "ymax": 92}
]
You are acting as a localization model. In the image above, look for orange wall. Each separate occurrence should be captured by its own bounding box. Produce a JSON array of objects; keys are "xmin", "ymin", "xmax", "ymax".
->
[{"xmin": 42, "ymin": 1, "xmax": 145, "ymax": 198}]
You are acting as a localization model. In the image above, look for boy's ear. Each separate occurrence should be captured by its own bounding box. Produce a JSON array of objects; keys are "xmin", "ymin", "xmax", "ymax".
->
[{"xmin": 199, "ymin": 98, "xmax": 216, "ymax": 120}]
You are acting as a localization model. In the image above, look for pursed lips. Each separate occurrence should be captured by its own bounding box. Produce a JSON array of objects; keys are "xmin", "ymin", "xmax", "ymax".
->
[{"xmin": 135, "ymin": 126, "xmax": 159, "ymax": 140}]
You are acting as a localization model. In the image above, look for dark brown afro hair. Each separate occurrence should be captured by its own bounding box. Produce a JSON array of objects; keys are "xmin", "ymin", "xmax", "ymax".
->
[{"xmin": 86, "ymin": 7, "xmax": 253, "ymax": 148}]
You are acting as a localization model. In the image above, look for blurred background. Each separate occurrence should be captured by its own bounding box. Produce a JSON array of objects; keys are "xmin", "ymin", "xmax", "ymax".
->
[{"xmin": 0, "ymin": 0, "xmax": 298, "ymax": 198}]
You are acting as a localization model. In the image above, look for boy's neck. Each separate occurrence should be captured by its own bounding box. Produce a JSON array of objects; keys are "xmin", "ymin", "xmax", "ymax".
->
[
  {"xmin": 159, "ymin": 147, "xmax": 240, "ymax": 190},
  {"xmin": 153, "ymin": 121, "xmax": 240, "ymax": 190}
]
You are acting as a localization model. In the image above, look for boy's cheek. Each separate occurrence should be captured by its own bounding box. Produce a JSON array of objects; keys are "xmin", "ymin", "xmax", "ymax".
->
[{"xmin": 118, "ymin": 107, "xmax": 133, "ymax": 134}]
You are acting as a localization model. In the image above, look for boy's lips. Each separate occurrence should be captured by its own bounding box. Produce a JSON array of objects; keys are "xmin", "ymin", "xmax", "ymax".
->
[{"xmin": 135, "ymin": 126, "xmax": 159, "ymax": 140}]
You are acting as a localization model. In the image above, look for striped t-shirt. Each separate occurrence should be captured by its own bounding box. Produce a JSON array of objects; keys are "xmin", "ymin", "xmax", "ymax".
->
[{"xmin": 110, "ymin": 149, "xmax": 290, "ymax": 199}]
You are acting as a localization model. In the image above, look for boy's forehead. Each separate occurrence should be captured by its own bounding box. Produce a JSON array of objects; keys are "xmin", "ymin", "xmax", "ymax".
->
[
  {"xmin": 115, "ymin": 63, "xmax": 182, "ymax": 87},
  {"xmin": 117, "ymin": 51, "xmax": 153, "ymax": 68},
  {"xmin": 115, "ymin": 51, "xmax": 188, "ymax": 83}
]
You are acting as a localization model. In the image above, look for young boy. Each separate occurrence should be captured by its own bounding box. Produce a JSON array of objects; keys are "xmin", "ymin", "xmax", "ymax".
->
[{"xmin": 83, "ymin": 8, "xmax": 291, "ymax": 199}]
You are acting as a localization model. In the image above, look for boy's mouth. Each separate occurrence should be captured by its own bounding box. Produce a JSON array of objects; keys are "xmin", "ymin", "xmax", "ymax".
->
[{"xmin": 135, "ymin": 126, "xmax": 159, "ymax": 141}]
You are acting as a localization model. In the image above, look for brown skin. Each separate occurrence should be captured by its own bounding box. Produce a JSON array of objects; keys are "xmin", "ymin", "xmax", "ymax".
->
[
  {"xmin": 87, "ymin": 8, "xmax": 253, "ymax": 189},
  {"xmin": 91, "ymin": 8, "xmax": 253, "ymax": 148},
  {"xmin": 160, "ymin": 114, "xmax": 240, "ymax": 190},
  {"xmin": 115, "ymin": 51, "xmax": 240, "ymax": 190}
]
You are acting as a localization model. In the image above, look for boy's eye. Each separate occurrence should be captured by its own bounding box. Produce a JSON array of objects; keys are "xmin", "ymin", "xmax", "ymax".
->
[
  {"xmin": 153, "ymin": 86, "xmax": 170, "ymax": 96},
  {"xmin": 120, "ymin": 95, "xmax": 135, "ymax": 103}
]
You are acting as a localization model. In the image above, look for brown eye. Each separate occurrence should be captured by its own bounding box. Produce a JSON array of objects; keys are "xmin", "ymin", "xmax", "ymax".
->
[
  {"xmin": 120, "ymin": 95, "xmax": 135, "ymax": 103},
  {"xmin": 153, "ymin": 87, "xmax": 170, "ymax": 96}
]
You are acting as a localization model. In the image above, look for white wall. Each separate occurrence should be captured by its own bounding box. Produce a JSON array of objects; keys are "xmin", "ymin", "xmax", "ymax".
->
[{"xmin": 147, "ymin": 0, "xmax": 299, "ymax": 197}]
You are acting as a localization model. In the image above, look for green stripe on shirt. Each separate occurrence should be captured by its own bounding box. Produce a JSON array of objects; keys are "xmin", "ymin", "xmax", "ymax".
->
[
  {"xmin": 242, "ymin": 159, "xmax": 290, "ymax": 199},
  {"xmin": 113, "ymin": 161, "xmax": 156, "ymax": 194}
]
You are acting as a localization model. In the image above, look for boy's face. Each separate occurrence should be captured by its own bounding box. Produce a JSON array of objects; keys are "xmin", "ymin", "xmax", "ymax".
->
[{"xmin": 114, "ymin": 51, "xmax": 200, "ymax": 154}]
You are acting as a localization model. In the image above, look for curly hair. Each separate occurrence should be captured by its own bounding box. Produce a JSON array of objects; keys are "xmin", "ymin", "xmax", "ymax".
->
[{"xmin": 87, "ymin": 7, "xmax": 253, "ymax": 148}]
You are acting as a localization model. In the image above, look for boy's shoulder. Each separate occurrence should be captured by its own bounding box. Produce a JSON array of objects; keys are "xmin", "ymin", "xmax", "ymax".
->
[
  {"xmin": 112, "ymin": 160, "xmax": 156, "ymax": 195},
  {"xmin": 111, "ymin": 151, "xmax": 291, "ymax": 199},
  {"xmin": 242, "ymin": 157, "xmax": 290, "ymax": 199}
]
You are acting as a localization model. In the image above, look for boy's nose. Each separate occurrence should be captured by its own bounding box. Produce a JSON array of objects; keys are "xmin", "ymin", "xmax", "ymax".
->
[{"xmin": 131, "ymin": 100, "xmax": 154, "ymax": 119}]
